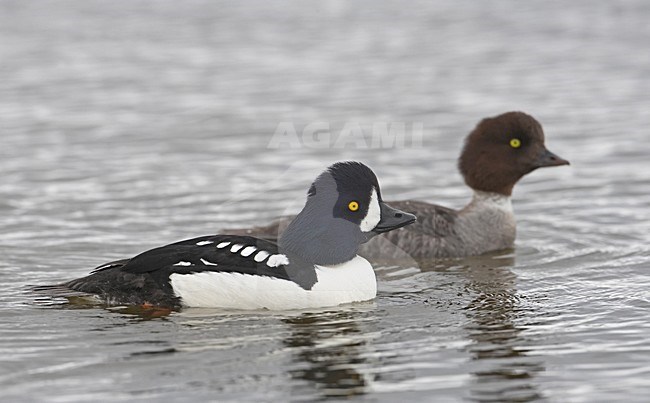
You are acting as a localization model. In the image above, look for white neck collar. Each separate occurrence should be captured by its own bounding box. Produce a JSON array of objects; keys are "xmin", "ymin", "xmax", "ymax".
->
[{"xmin": 470, "ymin": 190, "xmax": 513, "ymax": 212}]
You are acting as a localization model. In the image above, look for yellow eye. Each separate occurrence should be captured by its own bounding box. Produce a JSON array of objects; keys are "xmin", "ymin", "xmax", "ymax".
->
[
  {"xmin": 510, "ymin": 138, "xmax": 521, "ymax": 148},
  {"xmin": 348, "ymin": 201, "xmax": 359, "ymax": 211}
]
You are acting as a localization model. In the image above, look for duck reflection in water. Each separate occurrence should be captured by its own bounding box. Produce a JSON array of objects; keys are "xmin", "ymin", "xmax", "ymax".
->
[
  {"xmin": 282, "ymin": 309, "xmax": 376, "ymax": 399},
  {"xmin": 422, "ymin": 252, "xmax": 545, "ymax": 402}
]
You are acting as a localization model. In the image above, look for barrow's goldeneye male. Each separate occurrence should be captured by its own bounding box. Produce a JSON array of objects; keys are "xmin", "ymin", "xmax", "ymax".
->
[
  {"xmin": 227, "ymin": 112, "xmax": 569, "ymax": 259},
  {"xmin": 38, "ymin": 161, "xmax": 416, "ymax": 309}
]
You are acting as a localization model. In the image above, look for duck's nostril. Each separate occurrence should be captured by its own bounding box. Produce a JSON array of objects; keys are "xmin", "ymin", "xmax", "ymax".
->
[{"xmin": 395, "ymin": 213, "xmax": 403, "ymax": 218}]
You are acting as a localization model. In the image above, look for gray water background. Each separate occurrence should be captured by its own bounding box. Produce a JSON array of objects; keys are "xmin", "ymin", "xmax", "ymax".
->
[{"xmin": 1, "ymin": 1, "xmax": 649, "ymax": 401}]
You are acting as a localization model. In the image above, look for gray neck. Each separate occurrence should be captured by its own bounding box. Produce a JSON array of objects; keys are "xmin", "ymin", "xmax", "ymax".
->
[
  {"xmin": 456, "ymin": 191, "xmax": 516, "ymax": 255},
  {"xmin": 279, "ymin": 207, "xmax": 362, "ymax": 266}
]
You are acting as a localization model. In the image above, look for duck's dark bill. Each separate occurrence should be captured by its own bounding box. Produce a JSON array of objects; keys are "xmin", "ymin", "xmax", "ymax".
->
[
  {"xmin": 373, "ymin": 203, "xmax": 417, "ymax": 234},
  {"xmin": 535, "ymin": 148, "xmax": 570, "ymax": 168}
]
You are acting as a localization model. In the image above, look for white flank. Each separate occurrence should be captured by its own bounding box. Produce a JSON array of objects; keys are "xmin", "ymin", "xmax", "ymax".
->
[
  {"xmin": 200, "ymin": 258, "xmax": 218, "ymax": 266},
  {"xmin": 360, "ymin": 188, "xmax": 381, "ymax": 232},
  {"xmin": 230, "ymin": 244, "xmax": 244, "ymax": 253},
  {"xmin": 267, "ymin": 254, "xmax": 290, "ymax": 267},
  {"xmin": 196, "ymin": 240, "xmax": 213, "ymax": 246},
  {"xmin": 174, "ymin": 261, "xmax": 192, "ymax": 267},
  {"xmin": 240, "ymin": 246, "xmax": 257, "ymax": 257},
  {"xmin": 254, "ymin": 251, "xmax": 270, "ymax": 262},
  {"xmin": 170, "ymin": 255, "xmax": 377, "ymax": 310},
  {"xmin": 216, "ymin": 241, "xmax": 231, "ymax": 249}
]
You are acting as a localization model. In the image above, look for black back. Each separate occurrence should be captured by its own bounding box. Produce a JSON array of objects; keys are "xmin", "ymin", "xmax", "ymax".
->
[{"xmin": 65, "ymin": 235, "xmax": 318, "ymax": 307}]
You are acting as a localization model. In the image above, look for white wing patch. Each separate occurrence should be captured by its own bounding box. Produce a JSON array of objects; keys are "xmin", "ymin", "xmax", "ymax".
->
[
  {"xmin": 230, "ymin": 244, "xmax": 244, "ymax": 253},
  {"xmin": 254, "ymin": 251, "xmax": 270, "ymax": 262},
  {"xmin": 216, "ymin": 241, "xmax": 231, "ymax": 249},
  {"xmin": 200, "ymin": 258, "xmax": 218, "ymax": 266},
  {"xmin": 267, "ymin": 254, "xmax": 290, "ymax": 267},
  {"xmin": 94, "ymin": 263, "xmax": 119, "ymax": 271},
  {"xmin": 196, "ymin": 240, "xmax": 213, "ymax": 246},
  {"xmin": 360, "ymin": 188, "xmax": 381, "ymax": 232},
  {"xmin": 240, "ymin": 246, "xmax": 257, "ymax": 257},
  {"xmin": 173, "ymin": 261, "xmax": 192, "ymax": 267}
]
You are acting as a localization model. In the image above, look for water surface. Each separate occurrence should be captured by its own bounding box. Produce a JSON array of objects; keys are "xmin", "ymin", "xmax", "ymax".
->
[{"xmin": 1, "ymin": 1, "xmax": 649, "ymax": 401}]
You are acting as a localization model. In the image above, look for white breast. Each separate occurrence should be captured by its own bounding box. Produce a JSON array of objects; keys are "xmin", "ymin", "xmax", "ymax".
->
[{"xmin": 169, "ymin": 256, "xmax": 377, "ymax": 310}]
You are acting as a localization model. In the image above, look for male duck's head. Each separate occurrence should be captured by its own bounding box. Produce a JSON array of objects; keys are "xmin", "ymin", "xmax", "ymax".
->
[{"xmin": 280, "ymin": 161, "xmax": 416, "ymax": 265}]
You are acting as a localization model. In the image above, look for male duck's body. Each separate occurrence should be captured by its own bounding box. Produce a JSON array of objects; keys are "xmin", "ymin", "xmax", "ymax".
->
[
  {"xmin": 41, "ymin": 162, "xmax": 416, "ymax": 309},
  {"xmin": 229, "ymin": 112, "xmax": 569, "ymax": 260}
]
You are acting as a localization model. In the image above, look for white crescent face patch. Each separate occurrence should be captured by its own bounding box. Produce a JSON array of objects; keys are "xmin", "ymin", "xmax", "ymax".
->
[{"xmin": 359, "ymin": 188, "xmax": 381, "ymax": 232}]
